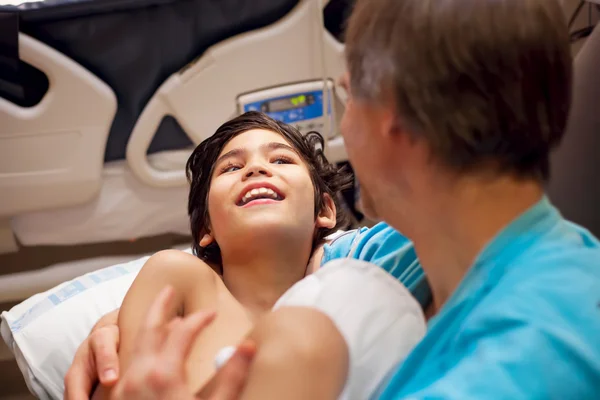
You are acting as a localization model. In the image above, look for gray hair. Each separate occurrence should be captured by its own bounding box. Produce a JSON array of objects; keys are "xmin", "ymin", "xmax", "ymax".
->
[{"xmin": 345, "ymin": 0, "xmax": 573, "ymax": 181}]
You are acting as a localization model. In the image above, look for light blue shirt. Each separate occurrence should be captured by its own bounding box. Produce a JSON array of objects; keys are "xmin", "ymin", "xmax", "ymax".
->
[
  {"xmin": 322, "ymin": 222, "xmax": 431, "ymax": 308},
  {"xmin": 375, "ymin": 196, "xmax": 600, "ymax": 399}
]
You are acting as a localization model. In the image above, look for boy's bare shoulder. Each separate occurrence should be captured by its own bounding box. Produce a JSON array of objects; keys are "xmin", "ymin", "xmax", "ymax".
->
[
  {"xmin": 141, "ymin": 249, "xmax": 219, "ymax": 285},
  {"xmin": 149, "ymin": 248, "xmax": 204, "ymax": 264}
]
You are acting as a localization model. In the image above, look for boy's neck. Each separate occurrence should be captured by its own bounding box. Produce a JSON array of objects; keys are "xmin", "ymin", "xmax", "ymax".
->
[{"xmin": 221, "ymin": 243, "xmax": 312, "ymax": 322}]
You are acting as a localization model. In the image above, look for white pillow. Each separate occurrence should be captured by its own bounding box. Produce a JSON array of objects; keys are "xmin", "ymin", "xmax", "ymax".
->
[
  {"xmin": 0, "ymin": 232, "xmax": 350, "ymax": 400},
  {"xmin": 0, "ymin": 249, "xmax": 190, "ymax": 399}
]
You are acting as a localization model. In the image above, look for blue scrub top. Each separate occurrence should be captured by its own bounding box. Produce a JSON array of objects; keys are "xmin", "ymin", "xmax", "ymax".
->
[{"xmin": 373, "ymin": 196, "xmax": 600, "ymax": 399}]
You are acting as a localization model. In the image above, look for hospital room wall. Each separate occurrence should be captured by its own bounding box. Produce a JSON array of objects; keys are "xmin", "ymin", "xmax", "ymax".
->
[
  {"xmin": 564, "ymin": 0, "xmax": 600, "ymax": 53},
  {"xmin": 0, "ymin": 1, "xmax": 598, "ymax": 399}
]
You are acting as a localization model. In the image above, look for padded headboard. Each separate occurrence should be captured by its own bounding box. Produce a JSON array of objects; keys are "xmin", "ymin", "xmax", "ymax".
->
[
  {"xmin": 4, "ymin": 0, "xmax": 300, "ymax": 162},
  {"xmin": 548, "ymin": 26, "xmax": 600, "ymax": 237}
]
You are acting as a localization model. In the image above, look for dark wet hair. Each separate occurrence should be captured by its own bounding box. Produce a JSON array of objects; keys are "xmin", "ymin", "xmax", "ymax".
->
[{"xmin": 186, "ymin": 111, "xmax": 352, "ymax": 272}]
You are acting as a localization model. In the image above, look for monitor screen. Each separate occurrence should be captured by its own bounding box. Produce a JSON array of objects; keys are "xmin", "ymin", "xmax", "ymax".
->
[{"xmin": 266, "ymin": 94, "xmax": 310, "ymax": 112}]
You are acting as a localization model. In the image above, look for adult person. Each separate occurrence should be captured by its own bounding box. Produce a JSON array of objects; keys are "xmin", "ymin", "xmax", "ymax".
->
[
  {"xmin": 340, "ymin": 0, "xmax": 600, "ymax": 397},
  {"xmin": 67, "ymin": 0, "xmax": 600, "ymax": 398}
]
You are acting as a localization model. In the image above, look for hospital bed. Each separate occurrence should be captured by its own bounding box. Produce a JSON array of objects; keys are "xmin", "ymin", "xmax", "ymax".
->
[
  {"xmin": 2, "ymin": 0, "xmax": 598, "ymax": 298},
  {"xmin": 0, "ymin": 0, "xmax": 352, "ymax": 259}
]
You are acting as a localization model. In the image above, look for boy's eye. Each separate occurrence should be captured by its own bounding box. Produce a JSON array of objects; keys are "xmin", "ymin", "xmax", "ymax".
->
[
  {"xmin": 221, "ymin": 163, "xmax": 241, "ymax": 173},
  {"xmin": 272, "ymin": 155, "xmax": 294, "ymax": 165}
]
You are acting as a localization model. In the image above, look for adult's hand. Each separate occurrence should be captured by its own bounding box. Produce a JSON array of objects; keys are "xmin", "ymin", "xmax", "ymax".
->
[
  {"xmin": 64, "ymin": 309, "xmax": 121, "ymax": 400},
  {"xmin": 110, "ymin": 286, "xmax": 255, "ymax": 400}
]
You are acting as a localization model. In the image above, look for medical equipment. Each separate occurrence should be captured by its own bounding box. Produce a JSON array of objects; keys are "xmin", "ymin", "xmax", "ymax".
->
[
  {"xmin": 238, "ymin": 82, "xmax": 337, "ymax": 134},
  {"xmin": 0, "ymin": 0, "xmax": 350, "ymax": 258},
  {"xmin": 237, "ymin": 79, "xmax": 348, "ymax": 163}
]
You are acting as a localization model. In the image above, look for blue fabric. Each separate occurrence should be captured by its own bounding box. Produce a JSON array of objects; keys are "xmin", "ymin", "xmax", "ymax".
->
[
  {"xmin": 322, "ymin": 223, "xmax": 431, "ymax": 308},
  {"xmin": 376, "ymin": 196, "xmax": 600, "ymax": 399}
]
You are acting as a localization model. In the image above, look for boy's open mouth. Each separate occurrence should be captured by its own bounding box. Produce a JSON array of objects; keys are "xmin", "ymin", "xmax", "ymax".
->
[{"xmin": 237, "ymin": 186, "xmax": 285, "ymax": 206}]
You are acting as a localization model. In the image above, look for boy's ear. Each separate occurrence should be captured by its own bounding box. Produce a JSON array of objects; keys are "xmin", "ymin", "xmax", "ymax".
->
[
  {"xmin": 199, "ymin": 229, "xmax": 215, "ymax": 247},
  {"xmin": 316, "ymin": 193, "xmax": 336, "ymax": 230},
  {"xmin": 200, "ymin": 233, "xmax": 214, "ymax": 247}
]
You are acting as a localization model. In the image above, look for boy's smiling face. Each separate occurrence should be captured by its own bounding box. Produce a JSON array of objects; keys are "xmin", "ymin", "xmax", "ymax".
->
[{"xmin": 202, "ymin": 129, "xmax": 336, "ymax": 257}]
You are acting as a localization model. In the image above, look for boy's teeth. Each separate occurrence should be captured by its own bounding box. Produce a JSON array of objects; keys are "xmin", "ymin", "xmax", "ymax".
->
[{"xmin": 242, "ymin": 187, "xmax": 280, "ymax": 204}]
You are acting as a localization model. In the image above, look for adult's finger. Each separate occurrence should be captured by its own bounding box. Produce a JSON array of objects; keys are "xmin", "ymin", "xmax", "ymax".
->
[
  {"xmin": 64, "ymin": 339, "xmax": 95, "ymax": 400},
  {"xmin": 138, "ymin": 285, "xmax": 175, "ymax": 352},
  {"xmin": 205, "ymin": 340, "xmax": 256, "ymax": 400},
  {"xmin": 89, "ymin": 325, "xmax": 121, "ymax": 385},
  {"xmin": 164, "ymin": 310, "xmax": 216, "ymax": 367},
  {"xmin": 144, "ymin": 285, "xmax": 175, "ymax": 330}
]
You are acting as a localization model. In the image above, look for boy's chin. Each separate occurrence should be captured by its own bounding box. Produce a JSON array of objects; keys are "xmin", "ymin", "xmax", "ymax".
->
[{"xmin": 236, "ymin": 219, "xmax": 311, "ymax": 241}]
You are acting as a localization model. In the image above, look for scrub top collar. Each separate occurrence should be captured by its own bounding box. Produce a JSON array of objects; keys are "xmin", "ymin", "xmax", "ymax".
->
[{"xmin": 428, "ymin": 194, "xmax": 561, "ymax": 328}]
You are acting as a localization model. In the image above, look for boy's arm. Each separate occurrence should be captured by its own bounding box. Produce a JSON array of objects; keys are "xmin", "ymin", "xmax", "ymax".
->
[{"xmin": 67, "ymin": 249, "xmax": 218, "ymax": 400}]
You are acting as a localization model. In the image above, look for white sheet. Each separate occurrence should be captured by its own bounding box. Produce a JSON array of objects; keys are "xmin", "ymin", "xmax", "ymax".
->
[{"xmin": 11, "ymin": 150, "xmax": 192, "ymax": 246}]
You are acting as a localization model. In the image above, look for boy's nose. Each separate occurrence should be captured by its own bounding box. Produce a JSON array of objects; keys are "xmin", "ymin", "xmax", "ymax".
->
[{"xmin": 244, "ymin": 164, "xmax": 271, "ymax": 178}]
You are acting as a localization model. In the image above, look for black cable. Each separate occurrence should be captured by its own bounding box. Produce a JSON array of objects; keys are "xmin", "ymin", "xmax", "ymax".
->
[{"xmin": 569, "ymin": 0, "xmax": 585, "ymax": 29}]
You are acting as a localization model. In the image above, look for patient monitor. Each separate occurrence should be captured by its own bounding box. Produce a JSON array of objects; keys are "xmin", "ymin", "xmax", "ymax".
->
[{"xmin": 237, "ymin": 79, "xmax": 348, "ymax": 163}]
